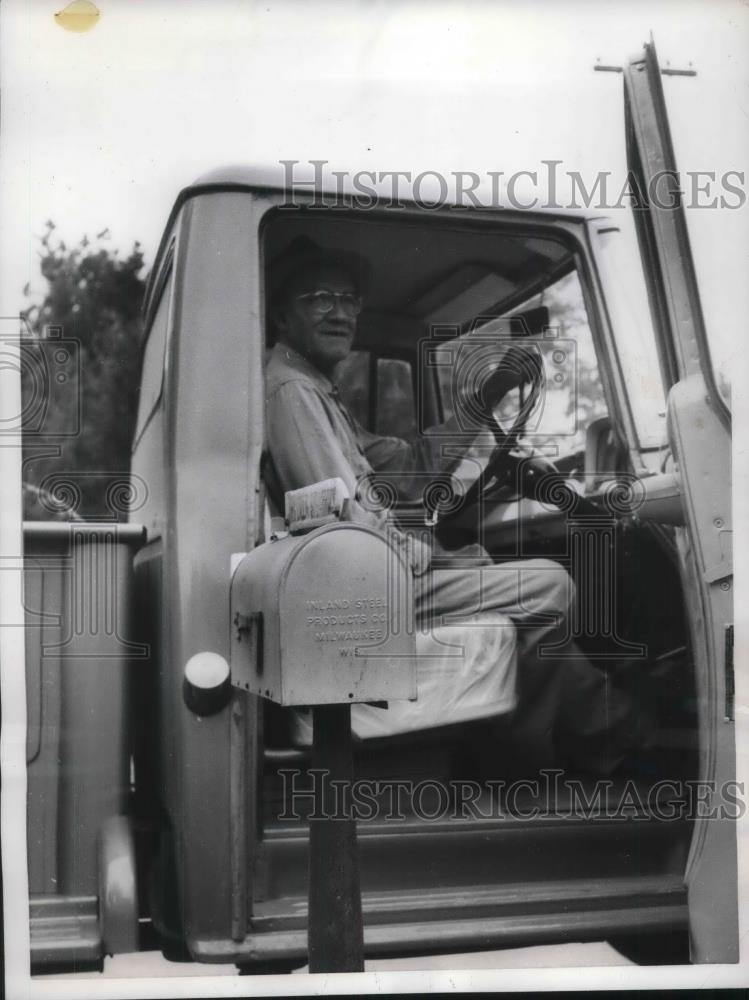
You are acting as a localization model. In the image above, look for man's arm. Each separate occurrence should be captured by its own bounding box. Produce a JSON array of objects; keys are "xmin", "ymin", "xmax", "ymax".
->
[
  {"xmin": 266, "ymin": 377, "xmax": 431, "ymax": 572},
  {"xmin": 357, "ymin": 342, "xmax": 543, "ymax": 493},
  {"xmin": 354, "ymin": 411, "xmax": 496, "ymax": 499},
  {"xmin": 266, "ymin": 378, "xmax": 397, "ymax": 530},
  {"xmin": 267, "ymin": 380, "xmax": 358, "ymax": 494}
]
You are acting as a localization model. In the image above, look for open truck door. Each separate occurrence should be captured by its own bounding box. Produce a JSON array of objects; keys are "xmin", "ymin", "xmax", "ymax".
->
[{"xmin": 620, "ymin": 39, "xmax": 736, "ymax": 963}]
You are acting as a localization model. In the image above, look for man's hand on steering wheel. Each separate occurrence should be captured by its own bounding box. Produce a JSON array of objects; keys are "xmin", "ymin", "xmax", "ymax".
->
[
  {"xmin": 435, "ymin": 341, "xmax": 549, "ymax": 536},
  {"xmin": 434, "ymin": 342, "xmax": 547, "ymax": 527},
  {"xmin": 473, "ymin": 342, "xmax": 544, "ymax": 421}
]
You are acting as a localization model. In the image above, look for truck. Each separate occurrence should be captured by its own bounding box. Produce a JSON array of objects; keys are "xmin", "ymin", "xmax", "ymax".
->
[{"xmin": 19, "ymin": 40, "xmax": 736, "ymax": 973}]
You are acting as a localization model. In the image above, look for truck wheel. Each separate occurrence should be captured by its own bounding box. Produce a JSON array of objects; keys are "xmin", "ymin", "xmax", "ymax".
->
[
  {"xmin": 98, "ymin": 815, "xmax": 139, "ymax": 956},
  {"xmin": 608, "ymin": 929, "xmax": 690, "ymax": 965}
]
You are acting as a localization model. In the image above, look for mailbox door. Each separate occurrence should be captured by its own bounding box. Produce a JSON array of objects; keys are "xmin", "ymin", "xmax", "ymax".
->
[{"xmin": 280, "ymin": 525, "xmax": 416, "ymax": 706}]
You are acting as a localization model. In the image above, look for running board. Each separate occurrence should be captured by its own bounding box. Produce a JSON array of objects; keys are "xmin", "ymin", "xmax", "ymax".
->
[{"xmin": 188, "ymin": 874, "xmax": 687, "ymax": 964}]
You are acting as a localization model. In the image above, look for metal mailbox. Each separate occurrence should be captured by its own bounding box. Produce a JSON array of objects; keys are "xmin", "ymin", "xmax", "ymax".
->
[{"xmin": 230, "ymin": 522, "xmax": 417, "ymax": 706}]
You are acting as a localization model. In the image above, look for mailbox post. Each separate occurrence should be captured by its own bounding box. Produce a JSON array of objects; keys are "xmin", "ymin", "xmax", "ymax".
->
[
  {"xmin": 230, "ymin": 480, "xmax": 416, "ymax": 973},
  {"xmin": 308, "ymin": 702, "xmax": 363, "ymax": 971}
]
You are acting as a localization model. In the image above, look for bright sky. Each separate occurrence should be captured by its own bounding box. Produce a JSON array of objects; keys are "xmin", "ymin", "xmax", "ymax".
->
[{"xmin": 1, "ymin": 0, "xmax": 747, "ymax": 316}]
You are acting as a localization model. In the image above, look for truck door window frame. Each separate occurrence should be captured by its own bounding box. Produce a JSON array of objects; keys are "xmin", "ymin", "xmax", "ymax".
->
[
  {"xmin": 132, "ymin": 241, "xmax": 175, "ymax": 451},
  {"xmin": 623, "ymin": 41, "xmax": 730, "ymax": 429},
  {"xmin": 259, "ymin": 206, "xmax": 645, "ymax": 472}
]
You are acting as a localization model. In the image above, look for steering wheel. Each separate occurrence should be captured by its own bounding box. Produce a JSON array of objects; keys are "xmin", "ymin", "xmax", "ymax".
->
[
  {"xmin": 437, "ymin": 355, "xmax": 545, "ymax": 523},
  {"xmin": 435, "ymin": 349, "xmax": 607, "ymax": 528}
]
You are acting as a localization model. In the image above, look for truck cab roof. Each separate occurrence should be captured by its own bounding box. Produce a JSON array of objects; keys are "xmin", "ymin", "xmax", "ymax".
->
[
  {"xmin": 149, "ymin": 163, "xmax": 602, "ymax": 330},
  {"xmin": 187, "ymin": 162, "xmax": 602, "ymax": 221}
]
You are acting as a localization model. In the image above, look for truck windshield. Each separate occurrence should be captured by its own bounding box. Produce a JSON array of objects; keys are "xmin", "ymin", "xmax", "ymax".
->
[{"xmin": 438, "ymin": 270, "xmax": 610, "ymax": 457}]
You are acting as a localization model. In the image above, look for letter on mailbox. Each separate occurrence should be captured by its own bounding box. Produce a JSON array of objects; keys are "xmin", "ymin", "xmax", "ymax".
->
[{"xmin": 230, "ymin": 523, "xmax": 417, "ymax": 706}]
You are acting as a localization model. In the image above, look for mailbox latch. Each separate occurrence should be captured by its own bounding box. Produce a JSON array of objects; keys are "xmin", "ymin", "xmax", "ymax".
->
[{"xmin": 232, "ymin": 610, "xmax": 264, "ymax": 687}]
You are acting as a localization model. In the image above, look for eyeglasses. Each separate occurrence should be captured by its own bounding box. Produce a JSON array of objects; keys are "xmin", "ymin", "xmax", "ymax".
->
[{"xmin": 295, "ymin": 289, "xmax": 363, "ymax": 317}]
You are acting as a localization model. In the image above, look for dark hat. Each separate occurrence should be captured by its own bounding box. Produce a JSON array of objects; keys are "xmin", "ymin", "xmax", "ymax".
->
[{"xmin": 268, "ymin": 235, "xmax": 371, "ymax": 305}]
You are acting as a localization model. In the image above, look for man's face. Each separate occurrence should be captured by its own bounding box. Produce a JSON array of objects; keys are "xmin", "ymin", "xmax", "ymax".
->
[{"xmin": 274, "ymin": 263, "xmax": 358, "ymax": 376}]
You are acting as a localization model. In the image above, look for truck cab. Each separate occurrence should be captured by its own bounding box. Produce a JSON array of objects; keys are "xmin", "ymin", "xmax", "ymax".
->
[{"xmin": 25, "ymin": 41, "xmax": 735, "ymax": 972}]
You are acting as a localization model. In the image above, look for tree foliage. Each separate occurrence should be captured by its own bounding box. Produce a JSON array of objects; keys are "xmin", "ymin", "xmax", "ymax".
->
[{"xmin": 21, "ymin": 222, "xmax": 146, "ymax": 519}]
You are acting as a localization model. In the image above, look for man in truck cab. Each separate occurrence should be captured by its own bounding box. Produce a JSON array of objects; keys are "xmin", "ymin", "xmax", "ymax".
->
[{"xmin": 264, "ymin": 236, "xmax": 650, "ymax": 777}]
